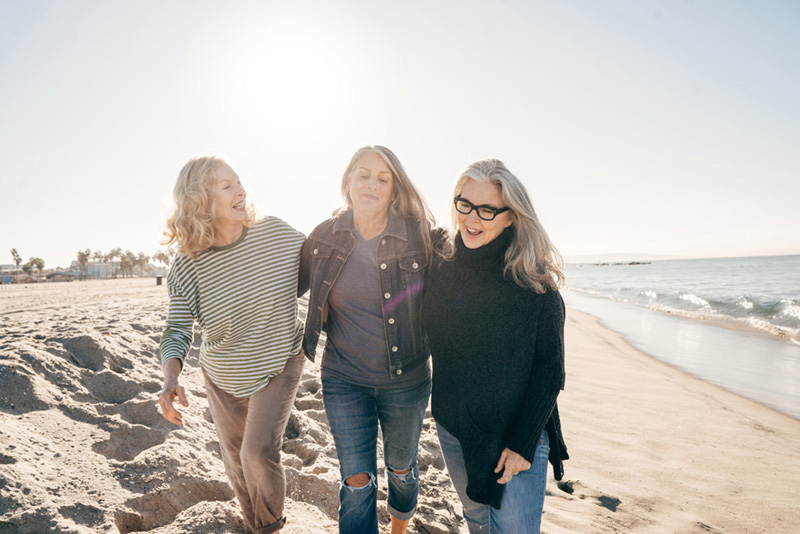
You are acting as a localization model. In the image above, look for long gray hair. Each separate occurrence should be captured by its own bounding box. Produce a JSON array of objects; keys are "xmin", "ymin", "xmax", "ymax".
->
[{"xmin": 445, "ymin": 158, "xmax": 564, "ymax": 293}]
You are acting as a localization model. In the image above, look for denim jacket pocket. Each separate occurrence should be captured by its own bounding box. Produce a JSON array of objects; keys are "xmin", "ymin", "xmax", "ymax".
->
[
  {"xmin": 309, "ymin": 241, "xmax": 335, "ymax": 260},
  {"xmin": 398, "ymin": 253, "xmax": 425, "ymax": 289}
]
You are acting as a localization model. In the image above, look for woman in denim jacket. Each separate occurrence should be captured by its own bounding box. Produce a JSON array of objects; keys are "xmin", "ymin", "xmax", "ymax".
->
[{"xmin": 299, "ymin": 146, "xmax": 435, "ymax": 534}]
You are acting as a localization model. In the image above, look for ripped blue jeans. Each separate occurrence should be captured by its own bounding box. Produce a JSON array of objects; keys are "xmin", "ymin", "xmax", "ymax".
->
[{"xmin": 322, "ymin": 374, "xmax": 430, "ymax": 534}]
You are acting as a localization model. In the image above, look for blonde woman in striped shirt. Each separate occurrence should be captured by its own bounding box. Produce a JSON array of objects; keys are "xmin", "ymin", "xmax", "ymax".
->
[{"xmin": 159, "ymin": 156, "xmax": 305, "ymax": 534}]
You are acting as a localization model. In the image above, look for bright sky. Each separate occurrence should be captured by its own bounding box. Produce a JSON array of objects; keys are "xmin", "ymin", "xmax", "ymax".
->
[{"xmin": 1, "ymin": 0, "xmax": 798, "ymax": 269}]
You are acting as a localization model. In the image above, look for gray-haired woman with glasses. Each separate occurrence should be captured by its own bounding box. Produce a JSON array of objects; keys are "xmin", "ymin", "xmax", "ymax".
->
[{"xmin": 421, "ymin": 158, "xmax": 569, "ymax": 533}]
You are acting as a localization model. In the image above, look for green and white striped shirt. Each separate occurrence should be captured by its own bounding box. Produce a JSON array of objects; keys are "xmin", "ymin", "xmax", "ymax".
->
[{"xmin": 160, "ymin": 217, "xmax": 305, "ymax": 397}]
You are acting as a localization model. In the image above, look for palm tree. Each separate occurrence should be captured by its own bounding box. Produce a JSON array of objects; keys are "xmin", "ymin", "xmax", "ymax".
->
[
  {"xmin": 29, "ymin": 257, "xmax": 45, "ymax": 277},
  {"xmin": 77, "ymin": 249, "xmax": 90, "ymax": 279},
  {"xmin": 152, "ymin": 250, "xmax": 171, "ymax": 268},
  {"xmin": 10, "ymin": 249, "xmax": 22, "ymax": 270},
  {"xmin": 120, "ymin": 250, "xmax": 137, "ymax": 278},
  {"xmin": 92, "ymin": 250, "xmax": 104, "ymax": 278},
  {"xmin": 136, "ymin": 252, "xmax": 150, "ymax": 276},
  {"xmin": 108, "ymin": 248, "xmax": 122, "ymax": 278},
  {"xmin": 103, "ymin": 253, "xmax": 112, "ymax": 277}
]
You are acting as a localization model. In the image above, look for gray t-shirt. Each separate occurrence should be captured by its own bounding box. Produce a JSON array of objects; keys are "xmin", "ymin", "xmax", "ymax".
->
[{"xmin": 322, "ymin": 231, "xmax": 427, "ymax": 388}]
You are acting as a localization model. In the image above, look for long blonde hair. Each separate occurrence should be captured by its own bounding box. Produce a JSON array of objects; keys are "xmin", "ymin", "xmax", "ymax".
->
[
  {"xmin": 336, "ymin": 145, "xmax": 436, "ymax": 264},
  {"xmin": 445, "ymin": 158, "xmax": 564, "ymax": 293},
  {"xmin": 162, "ymin": 156, "xmax": 257, "ymax": 259}
]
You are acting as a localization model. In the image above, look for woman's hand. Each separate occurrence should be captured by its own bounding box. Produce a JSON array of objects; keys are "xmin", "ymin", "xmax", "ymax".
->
[
  {"xmin": 158, "ymin": 358, "xmax": 188, "ymax": 425},
  {"xmin": 494, "ymin": 448, "xmax": 531, "ymax": 485}
]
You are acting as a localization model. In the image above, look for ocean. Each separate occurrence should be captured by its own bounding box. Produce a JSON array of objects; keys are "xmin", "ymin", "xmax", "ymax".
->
[{"xmin": 563, "ymin": 254, "xmax": 800, "ymax": 419}]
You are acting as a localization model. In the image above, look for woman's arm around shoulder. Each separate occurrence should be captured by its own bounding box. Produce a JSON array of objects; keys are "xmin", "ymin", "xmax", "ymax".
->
[{"xmin": 296, "ymin": 218, "xmax": 335, "ymax": 297}]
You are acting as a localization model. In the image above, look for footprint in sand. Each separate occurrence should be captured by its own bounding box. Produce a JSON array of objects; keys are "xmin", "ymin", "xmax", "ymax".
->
[
  {"xmin": 82, "ymin": 370, "xmax": 160, "ymax": 404},
  {"xmin": 417, "ymin": 437, "xmax": 445, "ymax": 471},
  {"xmin": 53, "ymin": 335, "xmax": 137, "ymax": 374},
  {"xmin": 92, "ymin": 423, "xmax": 167, "ymax": 462},
  {"xmin": 0, "ymin": 366, "xmax": 50, "ymax": 414},
  {"xmin": 284, "ymin": 412, "xmax": 329, "ymax": 445},
  {"xmin": 55, "ymin": 335, "xmax": 108, "ymax": 372},
  {"xmin": 113, "ymin": 478, "xmax": 234, "ymax": 533},
  {"xmin": 282, "ymin": 439, "xmax": 322, "ymax": 466},
  {"xmin": 205, "ymin": 440, "xmax": 222, "ymax": 459},
  {"xmin": 294, "ymin": 396, "xmax": 324, "ymax": 411},
  {"xmin": 297, "ymin": 378, "xmax": 320, "ymax": 395},
  {"xmin": 285, "ymin": 467, "xmax": 340, "ymax": 521},
  {"xmin": 557, "ymin": 480, "xmax": 622, "ymax": 512},
  {"xmin": 96, "ymin": 399, "xmax": 174, "ymax": 431},
  {"xmin": 58, "ymin": 503, "xmax": 105, "ymax": 528}
]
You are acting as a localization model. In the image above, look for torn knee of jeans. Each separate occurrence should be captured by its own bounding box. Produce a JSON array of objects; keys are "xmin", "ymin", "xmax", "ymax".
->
[
  {"xmin": 386, "ymin": 465, "xmax": 417, "ymax": 483},
  {"xmin": 343, "ymin": 472, "xmax": 376, "ymax": 491}
]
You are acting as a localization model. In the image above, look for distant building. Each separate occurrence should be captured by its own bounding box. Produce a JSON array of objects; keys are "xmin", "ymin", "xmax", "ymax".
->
[
  {"xmin": 64, "ymin": 260, "xmax": 166, "ymax": 278},
  {"xmin": 69, "ymin": 261, "xmax": 114, "ymax": 278},
  {"xmin": 0, "ymin": 264, "xmax": 22, "ymax": 284}
]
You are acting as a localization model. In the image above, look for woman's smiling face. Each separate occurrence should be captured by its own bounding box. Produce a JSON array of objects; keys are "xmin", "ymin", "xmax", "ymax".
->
[
  {"xmin": 212, "ymin": 163, "xmax": 248, "ymax": 226},
  {"xmin": 457, "ymin": 179, "xmax": 513, "ymax": 249}
]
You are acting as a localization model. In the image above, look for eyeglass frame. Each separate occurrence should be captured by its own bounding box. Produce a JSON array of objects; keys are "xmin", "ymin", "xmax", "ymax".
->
[{"xmin": 453, "ymin": 196, "xmax": 511, "ymax": 221}]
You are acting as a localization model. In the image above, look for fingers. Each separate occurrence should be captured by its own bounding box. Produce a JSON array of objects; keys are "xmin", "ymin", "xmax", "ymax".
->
[
  {"xmin": 494, "ymin": 448, "xmax": 532, "ymax": 485},
  {"xmin": 175, "ymin": 385, "xmax": 188, "ymax": 407},
  {"xmin": 158, "ymin": 384, "xmax": 187, "ymax": 425},
  {"xmin": 497, "ymin": 463, "xmax": 514, "ymax": 485},
  {"xmin": 494, "ymin": 449, "xmax": 508, "ymax": 474}
]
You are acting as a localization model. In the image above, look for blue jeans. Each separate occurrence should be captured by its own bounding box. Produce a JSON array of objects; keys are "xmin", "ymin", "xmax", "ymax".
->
[
  {"xmin": 322, "ymin": 375, "xmax": 430, "ymax": 534},
  {"xmin": 437, "ymin": 423, "xmax": 550, "ymax": 534}
]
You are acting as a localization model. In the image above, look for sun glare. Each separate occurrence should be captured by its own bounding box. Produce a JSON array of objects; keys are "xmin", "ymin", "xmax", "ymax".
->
[{"xmin": 245, "ymin": 40, "xmax": 343, "ymax": 139}]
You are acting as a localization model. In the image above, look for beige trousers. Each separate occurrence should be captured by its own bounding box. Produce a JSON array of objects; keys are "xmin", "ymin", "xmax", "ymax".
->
[{"xmin": 203, "ymin": 351, "xmax": 304, "ymax": 534}]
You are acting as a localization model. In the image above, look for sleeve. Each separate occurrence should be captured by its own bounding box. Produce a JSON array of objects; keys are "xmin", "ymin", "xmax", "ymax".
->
[
  {"xmin": 297, "ymin": 236, "xmax": 311, "ymax": 298},
  {"xmin": 504, "ymin": 290, "xmax": 566, "ymax": 463},
  {"xmin": 159, "ymin": 283, "xmax": 195, "ymax": 368}
]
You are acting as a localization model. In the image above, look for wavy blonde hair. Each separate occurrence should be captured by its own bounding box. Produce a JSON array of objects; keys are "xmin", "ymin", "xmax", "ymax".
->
[
  {"xmin": 162, "ymin": 156, "xmax": 257, "ymax": 259},
  {"xmin": 444, "ymin": 158, "xmax": 564, "ymax": 293},
  {"xmin": 335, "ymin": 145, "xmax": 436, "ymax": 264}
]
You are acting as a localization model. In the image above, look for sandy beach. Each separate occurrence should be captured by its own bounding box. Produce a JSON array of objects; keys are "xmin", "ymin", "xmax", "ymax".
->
[{"xmin": 1, "ymin": 278, "xmax": 798, "ymax": 533}]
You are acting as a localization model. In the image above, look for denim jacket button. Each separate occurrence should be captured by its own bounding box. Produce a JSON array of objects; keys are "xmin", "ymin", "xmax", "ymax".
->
[
  {"xmin": 381, "ymin": 239, "xmax": 386, "ymax": 245},
  {"xmin": 388, "ymin": 318, "xmax": 395, "ymax": 324},
  {"xmin": 313, "ymin": 248, "xmax": 319, "ymax": 255},
  {"xmin": 384, "ymin": 292, "xmax": 391, "ymax": 299},
  {"xmin": 412, "ymin": 262, "xmax": 418, "ymax": 269},
  {"xmin": 380, "ymin": 263, "xmax": 387, "ymax": 270},
  {"xmin": 391, "ymin": 345, "xmax": 398, "ymax": 352},
  {"xmin": 396, "ymin": 368, "xmax": 403, "ymax": 375}
]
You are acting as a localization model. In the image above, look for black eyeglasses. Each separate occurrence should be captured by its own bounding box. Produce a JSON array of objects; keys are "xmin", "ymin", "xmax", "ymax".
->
[{"xmin": 454, "ymin": 196, "xmax": 511, "ymax": 221}]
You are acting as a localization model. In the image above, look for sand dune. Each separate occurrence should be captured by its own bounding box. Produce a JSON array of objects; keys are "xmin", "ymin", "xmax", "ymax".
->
[{"xmin": 1, "ymin": 279, "xmax": 798, "ymax": 533}]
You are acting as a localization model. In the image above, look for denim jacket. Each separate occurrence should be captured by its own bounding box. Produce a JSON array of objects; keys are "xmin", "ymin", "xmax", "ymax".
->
[{"xmin": 299, "ymin": 209, "xmax": 430, "ymax": 379}]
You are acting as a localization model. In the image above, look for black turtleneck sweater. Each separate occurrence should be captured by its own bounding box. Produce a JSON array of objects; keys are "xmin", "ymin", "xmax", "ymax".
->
[{"xmin": 421, "ymin": 228, "xmax": 568, "ymax": 509}]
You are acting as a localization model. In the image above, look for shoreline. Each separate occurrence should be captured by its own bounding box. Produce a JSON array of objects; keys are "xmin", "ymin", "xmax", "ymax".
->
[
  {"xmin": 566, "ymin": 287, "xmax": 800, "ymax": 345},
  {"xmin": 550, "ymin": 307, "xmax": 800, "ymax": 533},
  {"xmin": 563, "ymin": 290, "xmax": 800, "ymax": 420}
]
